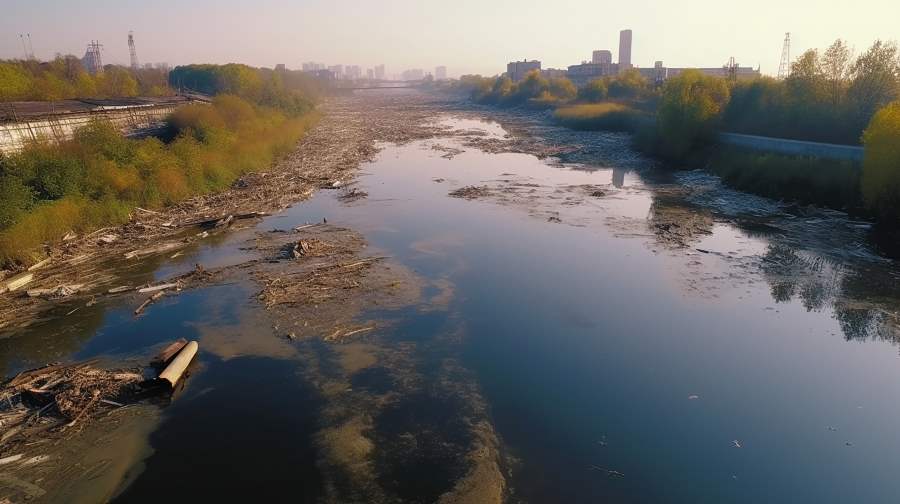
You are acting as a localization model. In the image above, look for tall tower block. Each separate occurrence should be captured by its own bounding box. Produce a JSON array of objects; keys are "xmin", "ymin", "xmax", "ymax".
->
[{"xmin": 618, "ymin": 29, "xmax": 633, "ymax": 70}]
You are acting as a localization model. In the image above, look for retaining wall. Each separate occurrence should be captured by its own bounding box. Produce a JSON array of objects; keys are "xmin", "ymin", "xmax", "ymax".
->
[{"xmin": 719, "ymin": 132, "xmax": 864, "ymax": 162}]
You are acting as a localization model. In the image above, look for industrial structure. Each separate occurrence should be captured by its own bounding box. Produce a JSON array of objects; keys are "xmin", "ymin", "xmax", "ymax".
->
[
  {"xmin": 82, "ymin": 40, "xmax": 103, "ymax": 74},
  {"xmin": 18, "ymin": 34, "xmax": 35, "ymax": 60},
  {"xmin": 128, "ymin": 31, "xmax": 139, "ymax": 70},
  {"xmin": 508, "ymin": 28, "xmax": 760, "ymax": 86},
  {"xmin": 777, "ymin": 32, "xmax": 791, "ymax": 79}
]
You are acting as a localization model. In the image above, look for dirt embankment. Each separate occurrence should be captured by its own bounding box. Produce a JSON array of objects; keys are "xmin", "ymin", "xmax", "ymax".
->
[{"xmin": 0, "ymin": 92, "xmax": 449, "ymax": 333}]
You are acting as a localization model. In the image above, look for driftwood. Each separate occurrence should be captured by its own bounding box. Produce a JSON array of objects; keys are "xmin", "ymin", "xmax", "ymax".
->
[
  {"xmin": 181, "ymin": 212, "xmax": 270, "ymax": 229},
  {"xmin": 124, "ymin": 241, "xmax": 187, "ymax": 260},
  {"xmin": 137, "ymin": 283, "xmax": 179, "ymax": 294},
  {"xmin": 151, "ymin": 338, "xmax": 189, "ymax": 369},
  {"xmin": 0, "ymin": 272, "xmax": 34, "ymax": 293},
  {"xmin": 134, "ymin": 292, "xmax": 164, "ymax": 315}
]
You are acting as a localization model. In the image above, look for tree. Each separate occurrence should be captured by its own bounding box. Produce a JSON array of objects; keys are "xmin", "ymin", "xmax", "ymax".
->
[
  {"xmin": 821, "ymin": 39, "xmax": 852, "ymax": 106},
  {"xmin": 657, "ymin": 70, "xmax": 730, "ymax": 159},
  {"xmin": 548, "ymin": 77, "xmax": 576, "ymax": 100},
  {"xmin": 861, "ymin": 100, "xmax": 900, "ymax": 222},
  {"xmin": 578, "ymin": 79, "xmax": 608, "ymax": 102},
  {"xmin": 849, "ymin": 41, "xmax": 900, "ymax": 129},
  {"xmin": 608, "ymin": 68, "xmax": 647, "ymax": 99},
  {"xmin": 0, "ymin": 62, "xmax": 32, "ymax": 101}
]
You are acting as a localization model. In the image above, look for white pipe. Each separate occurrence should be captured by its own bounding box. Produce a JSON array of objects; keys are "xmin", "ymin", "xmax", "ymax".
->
[{"xmin": 159, "ymin": 341, "xmax": 198, "ymax": 387}]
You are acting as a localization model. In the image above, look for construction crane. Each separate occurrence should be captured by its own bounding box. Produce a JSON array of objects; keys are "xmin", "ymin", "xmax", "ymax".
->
[
  {"xmin": 777, "ymin": 32, "xmax": 791, "ymax": 79},
  {"xmin": 128, "ymin": 31, "xmax": 139, "ymax": 70}
]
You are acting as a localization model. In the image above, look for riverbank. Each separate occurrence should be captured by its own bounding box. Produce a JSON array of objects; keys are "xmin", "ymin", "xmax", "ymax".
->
[{"xmin": 3, "ymin": 89, "xmax": 900, "ymax": 502}]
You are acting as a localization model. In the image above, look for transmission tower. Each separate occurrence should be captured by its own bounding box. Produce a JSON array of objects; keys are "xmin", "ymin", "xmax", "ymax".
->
[
  {"xmin": 724, "ymin": 56, "xmax": 738, "ymax": 82},
  {"xmin": 84, "ymin": 40, "xmax": 104, "ymax": 75},
  {"xmin": 27, "ymin": 34, "xmax": 35, "ymax": 60},
  {"xmin": 18, "ymin": 34, "xmax": 34, "ymax": 60},
  {"xmin": 777, "ymin": 32, "xmax": 791, "ymax": 79},
  {"xmin": 128, "ymin": 31, "xmax": 139, "ymax": 70}
]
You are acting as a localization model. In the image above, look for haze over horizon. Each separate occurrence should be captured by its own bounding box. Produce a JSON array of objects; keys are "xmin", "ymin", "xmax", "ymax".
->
[{"xmin": 3, "ymin": 0, "xmax": 898, "ymax": 77}]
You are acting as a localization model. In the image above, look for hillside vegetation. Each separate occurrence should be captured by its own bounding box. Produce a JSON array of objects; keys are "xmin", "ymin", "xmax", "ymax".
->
[{"xmin": 0, "ymin": 63, "xmax": 322, "ymax": 265}]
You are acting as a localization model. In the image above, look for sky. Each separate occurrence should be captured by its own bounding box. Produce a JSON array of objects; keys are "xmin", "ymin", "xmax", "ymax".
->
[{"xmin": 2, "ymin": 0, "xmax": 898, "ymax": 78}]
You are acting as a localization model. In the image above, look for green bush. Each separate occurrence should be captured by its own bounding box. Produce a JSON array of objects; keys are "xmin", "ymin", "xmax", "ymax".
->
[
  {"xmin": 707, "ymin": 147, "xmax": 862, "ymax": 210},
  {"xmin": 0, "ymin": 95, "xmax": 319, "ymax": 265},
  {"xmin": 861, "ymin": 101, "xmax": 900, "ymax": 222},
  {"xmin": 656, "ymin": 70, "xmax": 730, "ymax": 160}
]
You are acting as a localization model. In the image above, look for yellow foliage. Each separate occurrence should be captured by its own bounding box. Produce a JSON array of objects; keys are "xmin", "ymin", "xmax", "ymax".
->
[{"xmin": 862, "ymin": 101, "xmax": 900, "ymax": 221}]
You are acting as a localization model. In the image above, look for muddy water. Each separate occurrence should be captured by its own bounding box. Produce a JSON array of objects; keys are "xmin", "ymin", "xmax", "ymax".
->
[{"xmin": 4, "ymin": 103, "xmax": 900, "ymax": 503}]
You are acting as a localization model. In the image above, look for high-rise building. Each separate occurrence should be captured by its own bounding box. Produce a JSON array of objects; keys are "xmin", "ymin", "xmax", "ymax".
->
[
  {"xmin": 366, "ymin": 68, "xmax": 374, "ymax": 80},
  {"xmin": 618, "ymin": 29, "xmax": 632, "ymax": 70},
  {"xmin": 374, "ymin": 64, "xmax": 385, "ymax": 80},
  {"xmin": 435, "ymin": 66, "xmax": 447, "ymax": 80},
  {"xmin": 592, "ymin": 50, "xmax": 612, "ymax": 65},
  {"xmin": 506, "ymin": 60, "xmax": 541, "ymax": 81},
  {"xmin": 328, "ymin": 64, "xmax": 344, "ymax": 79}
]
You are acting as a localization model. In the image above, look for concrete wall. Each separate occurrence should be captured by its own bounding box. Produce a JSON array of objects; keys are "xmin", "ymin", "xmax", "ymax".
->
[
  {"xmin": 719, "ymin": 132, "xmax": 864, "ymax": 162},
  {"xmin": 0, "ymin": 103, "xmax": 182, "ymax": 156}
]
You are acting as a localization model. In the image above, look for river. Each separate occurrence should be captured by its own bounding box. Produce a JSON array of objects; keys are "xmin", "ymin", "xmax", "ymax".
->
[{"xmin": 2, "ymin": 90, "xmax": 899, "ymax": 503}]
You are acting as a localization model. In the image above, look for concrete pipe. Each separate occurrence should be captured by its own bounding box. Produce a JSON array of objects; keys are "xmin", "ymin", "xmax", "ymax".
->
[{"xmin": 158, "ymin": 340, "xmax": 198, "ymax": 387}]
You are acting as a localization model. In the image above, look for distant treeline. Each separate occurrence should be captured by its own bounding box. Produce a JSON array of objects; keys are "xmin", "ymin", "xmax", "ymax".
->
[
  {"xmin": 0, "ymin": 63, "xmax": 322, "ymax": 265},
  {"xmin": 0, "ymin": 56, "xmax": 171, "ymax": 101},
  {"xmin": 168, "ymin": 64, "xmax": 325, "ymax": 116},
  {"xmin": 452, "ymin": 39, "xmax": 900, "ymax": 224}
]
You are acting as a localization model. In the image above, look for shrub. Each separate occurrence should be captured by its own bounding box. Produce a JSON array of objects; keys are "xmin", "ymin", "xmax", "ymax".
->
[
  {"xmin": 656, "ymin": 70, "xmax": 730, "ymax": 160},
  {"xmin": 553, "ymin": 103, "xmax": 641, "ymax": 132},
  {"xmin": 861, "ymin": 101, "xmax": 900, "ymax": 222}
]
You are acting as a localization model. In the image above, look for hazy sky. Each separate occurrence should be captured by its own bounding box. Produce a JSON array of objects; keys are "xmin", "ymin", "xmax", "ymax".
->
[{"xmin": 3, "ymin": 0, "xmax": 898, "ymax": 77}]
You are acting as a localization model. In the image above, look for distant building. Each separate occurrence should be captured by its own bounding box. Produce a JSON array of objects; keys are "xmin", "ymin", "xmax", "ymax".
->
[
  {"xmin": 592, "ymin": 50, "xmax": 612, "ymax": 65},
  {"xmin": 302, "ymin": 62, "xmax": 324, "ymax": 72},
  {"xmin": 374, "ymin": 64, "xmax": 385, "ymax": 80},
  {"xmin": 566, "ymin": 62, "xmax": 615, "ymax": 86},
  {"xmin": 345, "ymin": 65, "xmax": 362, "ymax": 80},
  {"xmin": 328, "ymin": 64, "xmax": 344, "ymax": 79},
  {"xmin": 637, "ymin": 61, "xmax": 761, "ymax": 82},
  {"xmin": 401, "ymin": 68, "xmax": 425, "ymax": 81},
  {"xmin": 618, "ymin": 29, "xmax": 633, "ymax": 71},
  {"xmin": 506, "ymin": 60, "xmax": 541, "ymax": 81},
  {"xmin": 275, "ymin": 64, "xmax": 286, "ymax": 72},
  {"xmin": 541, "ymin": 68, "xmax": 568, "ymax": 79},
  {"xmin": 367, "ymin": 68, "xmax": 375, "ymax": 80},
  {"xmin": 312, "ymin": 69, "xmax": 336, "ymax": 80},
  {"xmin": 435, "ymin": 66, "xmax": 447, "ymax": 80}
]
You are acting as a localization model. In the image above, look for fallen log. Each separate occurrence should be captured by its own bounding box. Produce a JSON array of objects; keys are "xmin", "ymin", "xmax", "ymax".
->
[
  {"xmin": 182, "ymin": 212, "xmax": 270, "ymax": 229},
  {"xmin": 151, "ymin": 339, "xmax": 188, "ymax": 369},
  {"xmin": 1, "ymin": 272, "xmax": 34, "ymax": 294},
  {"xmin": 134, "ymin": 292, "xmax": 164, "ymax": 315},
  {"xmin": 158, "ymin": 341, "xmax": 198, "ymax": 388},
  {"xmin": 137, "ymin": 283, "xmax": 178, "ymax": 294},
  {"xmin": 124, "ymin": 242, "xmax": 187, "ymax": 260}
]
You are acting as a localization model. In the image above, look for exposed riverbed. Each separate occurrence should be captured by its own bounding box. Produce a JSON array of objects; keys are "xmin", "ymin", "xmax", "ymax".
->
[{"xmin": 2, "ymin": 90, "xmax": 899, "ymax": 503}]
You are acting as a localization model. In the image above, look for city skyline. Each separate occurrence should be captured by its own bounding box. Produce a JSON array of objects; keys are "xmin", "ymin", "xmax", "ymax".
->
[{"xmin": 2, "ymin": 0, "xmax": 898, "ymax": 77}]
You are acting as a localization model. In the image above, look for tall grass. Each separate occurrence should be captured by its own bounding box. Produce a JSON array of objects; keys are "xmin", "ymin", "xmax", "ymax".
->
[
  {"xmin": 706, "ymin": 147, "xmax": 863, "ymax": 210},
  {"xmin": 0, "ymin": 95, "xmax": 319, "ymax": 265},
  {"xmin": 552, "ymin": 103, "xmax": 643, "ymax": 132}
]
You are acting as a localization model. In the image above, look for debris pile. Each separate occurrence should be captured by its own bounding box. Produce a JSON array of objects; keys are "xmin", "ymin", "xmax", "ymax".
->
[
  {"xmin": 449, "ymin": 185, "xmax": 493, "ymax": 200},
  {"xmin": 0, "ymin": 340, "xmax": 199, "ymax": 451}
]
